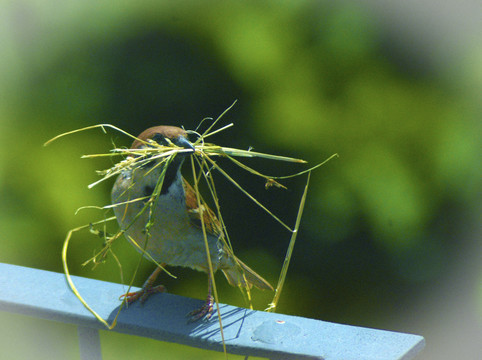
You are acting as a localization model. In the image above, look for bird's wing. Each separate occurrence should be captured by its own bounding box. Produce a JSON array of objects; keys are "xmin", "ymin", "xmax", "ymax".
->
[
  {"xmin": 182, "ymin": 178, "xmax": 223, "ymax": 238},
  {"xmin": 183, "ymin": 179, "xmax": 273, "ymax": 291}
]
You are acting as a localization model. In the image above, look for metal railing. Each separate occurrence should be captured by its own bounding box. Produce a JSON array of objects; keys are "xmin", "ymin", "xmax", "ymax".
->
[{"xmin": 0, "ymin": 263, "xmax": 425, "ymax": 360}]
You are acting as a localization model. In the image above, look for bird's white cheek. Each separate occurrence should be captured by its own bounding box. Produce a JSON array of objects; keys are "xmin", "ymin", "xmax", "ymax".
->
[{"xmin": 111, "ymin": 172, "xmax": 132, "ymax": 201}]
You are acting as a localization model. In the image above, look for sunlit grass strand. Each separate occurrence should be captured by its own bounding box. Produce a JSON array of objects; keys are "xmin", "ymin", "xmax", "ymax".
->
[{"xmin": 267, "ymin": 172, "xmax": 311, "ymax": 313}]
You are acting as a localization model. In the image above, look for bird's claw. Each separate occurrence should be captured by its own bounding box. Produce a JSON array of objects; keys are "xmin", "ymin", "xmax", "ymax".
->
[
  {"xmin": 187, "ymin": 295, "xmax": 214, "ymax": 322},
  {"xmin": 120, "ymin": 284, "xmax": 166, "ymax": 304}
]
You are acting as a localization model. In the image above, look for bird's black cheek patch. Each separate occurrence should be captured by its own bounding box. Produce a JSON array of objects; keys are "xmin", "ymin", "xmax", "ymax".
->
[
  {"xmin": 143, "ymin": 185, "xmax": 154, "ymax": 198},
  {"xmin": 140, "ymin": 158, "xmax": 156, "ymax": 169},
  {"xmin": 152, "ymin": 133, "xmax": 168, "ymax": 145}
]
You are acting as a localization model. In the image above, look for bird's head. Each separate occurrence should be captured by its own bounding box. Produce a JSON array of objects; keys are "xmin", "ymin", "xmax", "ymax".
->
[
  {"xmin": 131, "ymin": 126, "xmax": 195, "ymax": 153},
  {"xmin": 129, "ymin": 126, "xmax": 195, "ymax": 174}
]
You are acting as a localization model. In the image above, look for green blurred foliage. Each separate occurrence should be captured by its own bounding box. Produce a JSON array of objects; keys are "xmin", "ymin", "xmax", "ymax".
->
[{"xmin": 0, "ymin": 0, "xmax": 480, "ymax": 359}]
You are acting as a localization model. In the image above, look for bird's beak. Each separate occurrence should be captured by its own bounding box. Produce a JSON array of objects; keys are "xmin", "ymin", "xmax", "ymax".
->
[{"xmin": 176, "ymin": 136, "xmax": 195, "ymax": 153}]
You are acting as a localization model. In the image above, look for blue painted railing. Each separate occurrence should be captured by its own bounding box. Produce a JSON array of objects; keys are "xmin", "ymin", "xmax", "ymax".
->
[{"xmin": 0, "ymin": 263, "xmax": 424, "ymax": 359}]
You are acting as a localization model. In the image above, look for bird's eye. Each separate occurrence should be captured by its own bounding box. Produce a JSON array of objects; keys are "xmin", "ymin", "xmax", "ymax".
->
[{"xmin": 151, "ymin": 133, "xmax": 168, "ymax": 145}]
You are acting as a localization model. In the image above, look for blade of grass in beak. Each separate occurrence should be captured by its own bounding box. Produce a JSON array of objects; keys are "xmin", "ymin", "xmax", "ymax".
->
[
  {"xmin": 190, "ymin": 157, "xmax": 227, "ymax": 356},
  {"xmin": 273, "ymin": 153, "xmax": 339, "ymax": 179},
  {"xmin": 44, "ymin": 124, "xmax": 139, "ymax": 146},
  {"xmin": 195, "ymin": 123, "xmax": 234, "ymax": 141},
  {"xmin": 266, "ymin": 171, "xmax": 310, "ymax": 313},
  {"xmin": 203, "ymin": 154, "xmax": 294, "ymax": 233},
  {"xmin": 208, "ymin": 147, "xmax": 307, "ymax": 163},
  {"xmin": 62, "ymin": 223, "xmax": 117, "ymax": 329},
  {"xmin": 198, "ymin": 100, "xmax": 238, "ymax": 140}
]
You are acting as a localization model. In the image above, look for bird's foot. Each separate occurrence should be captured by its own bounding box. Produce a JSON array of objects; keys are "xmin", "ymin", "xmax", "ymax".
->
[
  {"xmin": 120, "ymin": 284, "xmax": 166, "ymax": 304},
  {"xmin": 187, "ymin": 294, "xmax": 214, "ymax": 322},
  {"xmin": 120, "ymin": 266, "xmax": 165, "ymax": 304}
]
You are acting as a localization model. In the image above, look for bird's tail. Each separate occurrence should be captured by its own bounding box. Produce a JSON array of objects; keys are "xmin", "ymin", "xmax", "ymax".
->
[{"xmin": 221, "ymin": 256, "xmax": 273, "ymax": 291}]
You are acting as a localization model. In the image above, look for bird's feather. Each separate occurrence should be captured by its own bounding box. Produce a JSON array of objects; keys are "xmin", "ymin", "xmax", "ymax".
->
[
  {"xmin": 183, "ymin": 178, "xmax": 223, "ymax": 237},
  {"xmin": 183, "ymin": 178, "xmax": 273, "ymax": 291}
]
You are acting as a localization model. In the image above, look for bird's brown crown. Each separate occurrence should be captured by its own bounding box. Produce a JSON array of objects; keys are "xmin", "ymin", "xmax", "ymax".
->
[{"xmin": 131, "ymin": 126, "xmax": 187, "ymax": 149}]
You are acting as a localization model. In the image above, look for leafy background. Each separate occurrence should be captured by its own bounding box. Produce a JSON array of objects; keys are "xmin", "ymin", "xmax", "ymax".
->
[{"xmin": 0, "ymin": 1, "xmax": 480, "ymax": 359}]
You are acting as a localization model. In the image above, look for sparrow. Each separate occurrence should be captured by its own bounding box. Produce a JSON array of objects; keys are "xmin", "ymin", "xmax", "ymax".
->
[{"xmin": 111, "ymin": 126, "xmax": 273, "ymax": 320}]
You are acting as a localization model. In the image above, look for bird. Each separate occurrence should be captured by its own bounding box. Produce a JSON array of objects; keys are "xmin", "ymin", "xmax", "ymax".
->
[{"xmin": 111, "ymin": 126, "xmax": 273, "ymax": 320}]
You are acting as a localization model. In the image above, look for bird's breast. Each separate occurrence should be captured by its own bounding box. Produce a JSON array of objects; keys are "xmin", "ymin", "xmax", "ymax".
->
[{"xmin": 111, "ymin": 167, "xmax": 221, "ymax": 270}]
